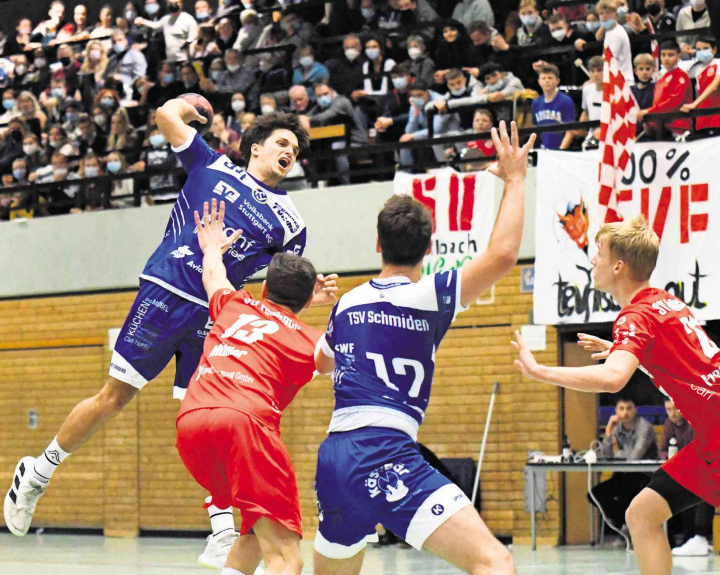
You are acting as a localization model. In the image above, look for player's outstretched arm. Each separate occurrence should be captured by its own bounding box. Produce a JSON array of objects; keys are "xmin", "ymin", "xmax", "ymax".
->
[
  {"xmin": 577, "ymin": 333, "xmax": 613, "ymax": 360},
  {"xmin": 194, "ymin": 200, "xmax": 243, "ymax": 300},
  {"xmin": 512, "ymin": 330, "xmax": 638, "ymax": 393},
  {"xmin": 156, "ymin": 98, "xmax": 208, "ymax": 148},
  {"xmin": 458, "ymin": 121, "xmax": 537, "ymax": 308}
]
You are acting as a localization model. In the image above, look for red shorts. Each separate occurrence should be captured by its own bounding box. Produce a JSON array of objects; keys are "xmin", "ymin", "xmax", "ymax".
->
[
  {"xmin": 176, "ymin": 407, "xmax": 302, "ymax": 537},
  {"xmin": 662, "ymin": 439, "xmax": 720, "ymax": 507}
]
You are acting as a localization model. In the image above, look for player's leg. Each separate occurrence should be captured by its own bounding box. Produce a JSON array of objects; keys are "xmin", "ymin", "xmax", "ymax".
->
[
  {"xmin": 313, "ymin": 547, "xmax": 366, "ymax": 575},
  {"xmin": 422, "ymin": 506, "xmax": 515, "ymax": 575},
  {"xmin": 250, "ymin": 517, "xmax": 302, "ymax": 575},
  {"xmin": 224, "ymin": 532, "xmax": 264, "ymax": 574},
  {"xmin": 627, "ymin": 468, "xmax": 706, "ymax": 575}
]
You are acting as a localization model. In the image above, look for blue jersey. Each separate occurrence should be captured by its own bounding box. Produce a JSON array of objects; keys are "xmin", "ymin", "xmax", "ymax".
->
[
  {"xmin": 319, "ymin": 271, "xmax": 466, "ymax": 440},
  {"xmin": 141, "ymin": 129, "xmax": 307, "ymax": 307},
  {"xmin": 532, "ymin": 91, "xmax": 576, "ymax": 150}
]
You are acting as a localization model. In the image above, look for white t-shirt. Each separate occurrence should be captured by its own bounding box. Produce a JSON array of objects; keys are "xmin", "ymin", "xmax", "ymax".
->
[
  {"xmin": 582, "ymin": 82, "xmax": 603, "ymax": 121},
  {"xmin": 604, "ymin": 23, "xmax": 634, "ymax": 86}
]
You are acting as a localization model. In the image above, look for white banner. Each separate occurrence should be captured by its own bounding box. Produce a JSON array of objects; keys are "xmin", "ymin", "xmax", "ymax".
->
[
  {"xmin": 534, "ymin": 140, "xmax": 720, "ymax": 325},
  {"xmin": 393, "ymin": 168, "xmax": 497, "ymax": 276}
]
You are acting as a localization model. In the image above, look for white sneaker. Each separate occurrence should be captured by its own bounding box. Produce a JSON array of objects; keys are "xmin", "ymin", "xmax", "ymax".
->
[
  {"xmin": 3, "ymin": 456, "xmax": 47, "ymax": 537},
  {"xmin": 672, "ymin": 535, "xmax": 710, "ymax": 557},
  {"xmin": 198, "ymin": 531, "xmax": 240, "ymax": 569}
]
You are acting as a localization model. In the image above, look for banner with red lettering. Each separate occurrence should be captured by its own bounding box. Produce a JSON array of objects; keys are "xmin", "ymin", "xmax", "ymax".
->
[
  {"xmin": 393, "ymin": 168, "xmax": 498, "ymax": 276},
  {"xmin": 534, "ymin": 140, "xmax": 720, "ymax": 325}
]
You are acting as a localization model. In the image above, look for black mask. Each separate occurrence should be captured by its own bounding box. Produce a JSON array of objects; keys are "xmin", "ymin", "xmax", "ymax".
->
[
  {"xmin": 60, "ymin": 56, "xmax": 72, "ymax": 67},
  {"xmin": 168, "ymin": 4, "xmax": 181, "ymax": 13},
  {"xmin": 646, "ymin": 3, "xmax": 661, "ymax": 16},
  {"xmin": 10, "ymin": 129, "xmax": 23, "ymax": 142}
]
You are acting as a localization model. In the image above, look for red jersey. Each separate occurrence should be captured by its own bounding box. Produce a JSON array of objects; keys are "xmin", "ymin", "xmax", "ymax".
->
[
  {"xmin": 466, "ymin": 139, "xmax": 496, "ymax": 157},
  {"xmin": 610, "ymin": 288, "xmax": 720, "ymax": 459},
  {"xmin": 648, "ymin": 67, "xmax": 693, "ymax": 134},
  {"xmin": 179, "ymin": 289, "xmax": 322, "ymax": 429},
  {"xmin": 696, "ymin": 61, "xmax": 720, "ymax": 130}
]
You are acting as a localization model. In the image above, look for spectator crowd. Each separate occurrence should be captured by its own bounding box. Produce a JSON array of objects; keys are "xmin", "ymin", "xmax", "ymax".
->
[{"xmin": 0, "ymin": 0, "xmax": 717, "ymax": 220}]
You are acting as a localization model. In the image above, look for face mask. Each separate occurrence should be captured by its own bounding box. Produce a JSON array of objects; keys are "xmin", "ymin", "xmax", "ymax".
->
[
  {"xmin": 54, "ymin": 167, "xmax": 68, "ymax": 177},
  {"xmin": 211, "ymin": 70, "xmax": 222, "ymax": 81},
  {"xmin": 168, "ymin": 4, "xmax": 181, "ymax": 13},
  {"xmin": 413, "ymin": 97, "xmax": 426, "ymax": 108},
  {"xmin": 107, "ymin": 161, "xmax": 122, "ymax": 173},
  {"xmin": 35, "ymin": 58, "xmax": 47, "ymax": 68},
  {"xmin": 49, "ymin": 139, "xmax": 61, "ymax": 148},
  {"xmin": 450, "ymin": 85, "xmax": 466, "ymax": 96},
  {"xmin": 692, "ymin": 0, "xmax": 706, "ymax": 9},
  {"xmin": 145, "ymin": 3, "xmax": 159, "ymax": 15},
  {"xmin": 94, "ymin": 114, "xmax": 107, "ymax": 126},
  {"xmin": 51, "ymin": 87, "xmax": 65, "ymax": 99},
  {"xmin": 392, "ymin": 77, "xmax": 408, "ymax": 90},
  {"xmin": 344, "ymin": 48, "xmax": 360, "ymax": 61},
  {"xmin": 242, "ymin": 0, "xmax": 253, "ymax": 8},
  {"xmin": 101, "ymin": 97, "xmax": 115, "ymax": 108},
  {"xmin": 261, "ymin": 104, "xmax": 275, "ymax": 115},
  {"xmin": 617, "ymin": 6, "xmax": 628, "ymax": 15},
  {"xmin": 126, "ymin": 10, "xmax": 137, "ymax": 21},
  {"xmin": 697, "ymin": 48, "xmax": 713, "ymax": 63},
  {"xmin": 195, "ymin": 11, "xmax": 209, "ymax": 20},
  {"xmin": 318, "ymin": 94, "xmax": 333, "ymax": 108},
  {"xmin": 226, "ymin": 63, "xmax": 240, "ymax": 73},
  {"xmin": 646, "ymin": 3, "xmax": 661, "ymax": 16},
  {"xmin": 13, "ymin": 169, "xmax": 26, "ymax": 181},
  {"xmin": 361, "ymin": 8, "xmax": 375, "ymax": 20},
  {"xmin": 89, "ymin": 50, "xmax": 102, "ymax": 62},
  {"xmin": 551, "ymin": 29, "xmax": 566, "ymax": 41},
  {"xmin": 408, "ymin": 47, "xmax": 422, "ymax": 60},
  {"xmin": 60, "ymin": 57, "xmax": 72, "ymax": 67},
  {"xmin": 586, "ymin": 21, "xmax": 600, "ymax": 32},
  {"xmin": 3, "ymin": 99, "xmax": 14, "ymax": 110},
  {"xmin": 114, "ymin": 42, "xmax": 127, "ymax": 53},
  {"xmin": 84, "ymin": 166, "xmax": 99, "ymax": 177},
  {"xmin": 149, "ymin": 134, "xmax": 166, "ymax": 147},
  {"xmin": 487, "ymin": 78, "xmax": 507, "ymax": 92},
  {"xmin": 23, "ymin": 144, "xmax": 37, "ymax": 155},
  {"xmin": 299, "ymin": 56, "xmax": 314, "ymax": 68},
  {"xmin": 15, "ymin": 65, "xmax": 26, "ymax": 75},
  {"xmin": 520, "ymin": 15, "xmax": 537, "ymax": 27},
  {"xmin": 163, "ymin": 73, "xmax": 175, "ymax": 83},
  {"xmin": 66, "ymin": 112, "xmax": 79, "ymax": 124},
  {"xmin": 601, "ymin": 19, "xmax": 616, "ymax": 29},
  {"xmin": 366, "ymin": 48, "xmax": 380, "ymax": 61}
]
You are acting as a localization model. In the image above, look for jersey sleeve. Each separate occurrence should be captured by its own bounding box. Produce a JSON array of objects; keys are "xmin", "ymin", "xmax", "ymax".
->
[
  {"xmin": 171, "ymin": 128, "xmax": 221, "ymax": 174},
  {"xmin": 319, "ymin": 302, "xmax": 339, "ymax": 358},
  {"xmin": 610, "ymin": 310, "xmax": 655, "ymax": 363},
  {"xmin": 431, "ymin": 270, "xmax": 468, "ymax": 343},
  {"xmin": 209, "ymin": 288, "xmax": 243, "ymax": 322},
  {"xmin": 282, "ymin": 226, "xmax": 307, "ymax": 256}
]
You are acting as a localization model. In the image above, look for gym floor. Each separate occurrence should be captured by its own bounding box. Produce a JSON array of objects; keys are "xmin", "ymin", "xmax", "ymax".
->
[{"xmin": 1, "ymin": 533, "xmax": 719, "ymax": 574}]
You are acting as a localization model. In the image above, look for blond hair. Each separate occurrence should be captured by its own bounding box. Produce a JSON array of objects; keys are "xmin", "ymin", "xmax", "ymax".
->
[
  {"xmin": 80, "ymin": 41, "xmax": 109, "ymax": 77},
  {"xmin": 597, "ymin": 0, "xmax": 618, "ymax": 13},
  {"xmin": 595, "ymin": 215, "xmax": 659, "ymax": 281},
  {"xmin": 634, "ymin": 53, "xmax": 656, "ymax": 68},
  {"xmin": 519, "ymin": 0, "xmax": 537, "ymax": 10}
]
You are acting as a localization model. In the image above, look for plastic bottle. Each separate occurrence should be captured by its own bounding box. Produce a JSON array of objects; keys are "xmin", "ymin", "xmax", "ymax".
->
[
  {"xmin": 668, "ymin": 437, "xmax": 678, "ymax": 459},
  {"xmin": 562, "ymin": 435, "xmax": 572, "ymax": 462}
]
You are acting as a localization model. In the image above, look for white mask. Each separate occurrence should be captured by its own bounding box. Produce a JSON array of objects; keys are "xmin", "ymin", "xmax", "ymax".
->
[
  {"xmin": 551, "ymin": 29, "xmax": 566, "ymax": 41},
  {"xmin": 84, "ymin": 166, "xmax": 99, "ymax": 177},
  {"xmin": 344, "ymin": 48, "xmax": 360, "ymax": 61},
  {"xmin": 261, "ymin": 104, "xmax": 275, "ymax": 115},
  {"xmin": 450, "ymin": 86, "xmax": 466, "ymax": 96},
  {"xmin": 226, "ymin": 63, "xmax": 240, "ymax": 73},
  {"xmin": 231, "ymin": 100, "xmax": 245, "ymax": 112},
  {"xmin": 408, "ymin": 47, "xmax": 422, "ymax": 60}
]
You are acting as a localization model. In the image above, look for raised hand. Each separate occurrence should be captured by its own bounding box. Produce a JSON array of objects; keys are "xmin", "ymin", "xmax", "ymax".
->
[
  {"xmin": 193, "ymin": 199, "xmax": 242, "ymax": 254},
  {"xmin": 487, "ymin": 121, "xmax": 536, "ymax": 183},
  {"xmin": 511, "ymin": 330, "xmax": 541, "ymax": 380},
  {"xmin": 577, "ymin": 333, "xmax": 612, "ymax": 360},
  {"xmin": 311, "ymin": 273, "xmax": 339, "ymax": 307}
]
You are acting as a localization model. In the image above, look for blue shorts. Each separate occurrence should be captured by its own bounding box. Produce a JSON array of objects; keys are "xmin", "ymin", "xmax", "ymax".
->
[
  {"xmin": 313, "ymin": 428, "xmax": 471, "ymax": 558},
  {"xmin": 109, "ymin": 280, "xmax": 211, "ymax": 399}
]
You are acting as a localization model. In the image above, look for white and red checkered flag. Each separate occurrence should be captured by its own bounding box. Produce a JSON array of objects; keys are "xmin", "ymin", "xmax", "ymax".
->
[{"xmin": 598, "ymin": 46, "xmax": 638, "ymax": 223}]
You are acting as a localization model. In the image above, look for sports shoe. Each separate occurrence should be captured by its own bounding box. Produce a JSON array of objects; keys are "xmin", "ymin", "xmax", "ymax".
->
[
  {"xmin": 672, "ymin": 535, "xmax": 710, "ymax": 557},
  {"xmin": 198, "ymin": 531, "xmax": 240, "ymax": 569},
  {"xmin": 4, "ymin": 456, "xmax": 47, "ymax": 536}
]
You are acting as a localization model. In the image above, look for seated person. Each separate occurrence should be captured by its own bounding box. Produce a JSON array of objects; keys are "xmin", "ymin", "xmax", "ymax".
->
[
  {"xmin": 588, "ymin": 396, "xmax": 659, "ymax": 533},
  {"xmin": 662, "ymin": 399, "xmax": 715, "ymax": 557},
  {"xmin": 430, "ymin": 68, "xmax": 474, "ymax": 130},
  {"xmin": 374, "ymin": 65, "xmax": 412, "ymax": 166},
  {"xmin": 402, "ymin": 35, "xmax": 435, "ymax": 88},
  {"xmin": 454, "ymin": 62, "xmax": 524, "ymax": 108},
  {"xmin": 292, "ymin": 44, "xmax": 329, "ymax": 91},
  {"xmin": 681, "ymin": 36, "xmax": 720, "ymax": 137},
  {"xmin": 531, "ymin": 64, "xmax": 576, "ymax": 150},
  {"xmin": 445, "ymin": 108, "xmax": 496, "ymax": 171},
  {"xmin": 636, "ymin": 40, "xmax": 692, "ymax": 137},
  {"xmin": 398, "ymin": 80, "xmax": 449, "ymax": 167}
]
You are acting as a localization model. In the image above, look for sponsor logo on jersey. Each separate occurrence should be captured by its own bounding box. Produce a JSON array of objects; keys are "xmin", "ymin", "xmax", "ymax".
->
[
  {"xmin": 252, "ymin": 189, "xmax": 268, "ymax": 204},
  {"xmin": 431, "ymin": 504, "xmax": 445, "ymax": 516},
  {"xmin": 171, "ymin": 245, "xmax": 194, "ymax": 259},
  {"xmin": 701, "ymin": 368, "xmax": 720, "ymax": 387},
  {"xmin": 347, "ymin": 310, "xmax": 430, "ymax": 332},
  {"xmin": 272, "ymin": 201, "xmax": 300, "ymax": 233},
  {"xmin": 187, "ymin": 260, "xmax": 203, "ymax": 273},
  {"xmin": 110, "ymin": 362, "xmax": 127, "ymax": 374},
  {"xmin": 127, "ymin": 300, "xmax": 151, "ymax": 337},
  {"xmin": 196, "ymin": 364, "xmax": 255, "ymax": 384},
  {"xmin": 208, "ymin": 343, "xmax": 248, "ymax": 359},
  {"xmin": 242, "ymin": 296, "xmax": 302, "ymax": 330},
  {"xmin": 144, "ymin": 298, "xmax": 168, "ymax": 313},
  {"xmin": 613, "ymin": 323, "xmax": 636, "ymax": 346},
  {"xmin": 197, "ymin": 317, "xmax": 214, "ymax": 338},
  {"xmin": 239, "ymin": 199, "xmax": 274, "ymax": 243},
  {"xmin": 213, "ymin": 180, "xmax": 240, "ymax": 203},
  {"xmin": 293, "ymin": 244, "xmax": 302, "ymax": 255},
  {"xmin": 364, "ymin": 462, "xmax": 410, "ymax": 502}
]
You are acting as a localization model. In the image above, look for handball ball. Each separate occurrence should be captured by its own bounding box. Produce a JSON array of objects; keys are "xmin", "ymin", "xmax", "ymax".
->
[{"xmin": 179, "ymin": 93, "xmax": 213, "ymax": 136}]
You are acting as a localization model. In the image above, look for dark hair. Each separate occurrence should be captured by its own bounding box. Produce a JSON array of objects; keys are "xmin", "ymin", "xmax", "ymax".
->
[
  {"xmin": 616, "ymin": 395, "xmax": 635, "ymax": 406},
  {"xmin": 587, "ymin": 55, "xmax": 604, "ymax": 72},
  {"xmin": 445, "ymin": 68, "xmax": 464, "ymax": 82},
  {"xmin": 391, "ymin": 64, "xmax": 409, "ymax": 75},
  {"xmin": 468, "ymin": 20, "xmax": 491, "ymax": 35},
  {"xmin": 410, "ymin": 79, "xmax": 430, "ymax": 91},
  {"xmin": 538, "ymin": 63, "xmax": 561, "ymax": 79},
  {"xmin": 478, "ymin": 61, "xmax": 503, "ymax": 80},
  {"xmin": 265, "ymin": 253, "xmax": 317, "ymax": 314},
  {"xmin": 547, "ymin": 13, "xmax": 567, "ymax": 25},
  {"xmin": 697, "ymin": 35, "xmax": 717, "ymax": 49},
  {"xmin": 239, "ymin": 111, "xmax": 310, "ymax": 166},
  {"xmin": 377, "ymin": 195, "xmax": 433, "ymax": 266},
  {"xmin": 660, "ymin": 39, "xmax": 680, "ymax": 53}
]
